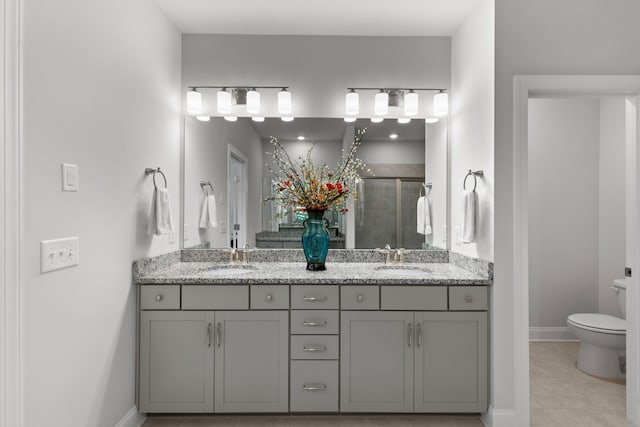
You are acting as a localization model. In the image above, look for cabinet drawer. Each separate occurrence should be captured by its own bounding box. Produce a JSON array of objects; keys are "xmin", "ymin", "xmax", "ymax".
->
[
  {"xmin": 291, "ymin": 335, "xmax": 339, "ymax": 360},
  {"xmin": 291, "ymin": 286, "xmax": 339, "ymax": 309},
  {"xmin": 181, "ymin": 285, "xmax": 248, "ymax": 310},
  {"xmin": 341, "ymin": 286, "xmax": 379, "ymax": 310},
  {"xmin": 140, "ymin": 285, "xmax": 180, "ymax": 310},
  {"xmin": 449, "ymin": 286, "xmax": 488, "ymax": 311},
  {"xmin": 380, "ymin": 286, "xmax": 447, "ymax": 311},
  {"xmin": 290, "ymin": 360, "xmax": 339, "ymax": 412},
  {"xmin": 251, "ymin": 285, "xmax": 289, "ymax": 309},
  {"xmin": 291, "ymin": 310, "xmax": 339, "ymax": 335}
]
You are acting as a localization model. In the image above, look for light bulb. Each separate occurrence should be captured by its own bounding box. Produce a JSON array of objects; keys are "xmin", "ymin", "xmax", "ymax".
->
[
  {"xmin": 370, "ymin": 117, "xmax": 384, "ymax": 123},
  {"xmin": 187, "ymin": 90, "xmax": 202, "ymax": 115},
  {"xmin": 397, "ymin": 118, "xmax": 411, "ymax": 124},
  {"xmin": 217, "ymin": 89, "xmax": 231, "ymax": 114},
  {"xmin": 404, "ymin": 90, "xmax": 419, "ymax": 116},
  {"xmin": 374, "ymin": 90, "xmax": 389, "ymax": 116},
  {"xmin": 344, "ymin": 117, "xmax": 357, "ymax": 123},
  {"xmin": 433, "ymin": 91, "xmax": 448, "ymax": 117},
  {"xmin": 252, "ymin": 116, "xmax": 265, "ymax": 122},
  {"xmin": 345, "ymin": 90, "xmax": 359, "ymax": 116},
  {"xmin": 196, "ymin": 116, "xmax": 210, "ymax": 122},
  {"xmin": 281, "ymin": 116, "xmax": 294, "ymax": 122},
  {"xmin": 246, "ymin": 89, "xmax": 260, "ymax": 114},
  {"xmin": 224, "ymin": 116, "xmax": 237, "ymax": 122},
  {"xmin": 278, "ymin": 89, "xmax": 292, "ymax": 114}
]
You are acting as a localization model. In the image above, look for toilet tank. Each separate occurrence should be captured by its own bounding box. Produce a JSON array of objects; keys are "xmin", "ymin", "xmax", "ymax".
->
[{"xmin": 613, "ymin": 279, "xmax": 627, "ymax": 319}]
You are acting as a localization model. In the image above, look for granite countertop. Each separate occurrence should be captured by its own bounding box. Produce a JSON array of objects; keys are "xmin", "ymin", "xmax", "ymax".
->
[{"xmin": 134, "ymin": 261, "xmax": 491, "ymax": 286}]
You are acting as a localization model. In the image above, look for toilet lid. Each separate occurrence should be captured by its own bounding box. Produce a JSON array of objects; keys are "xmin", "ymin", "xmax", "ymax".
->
[{"xmin": 568, "ymin": 313, "xmax": 626, "ymax": 335}]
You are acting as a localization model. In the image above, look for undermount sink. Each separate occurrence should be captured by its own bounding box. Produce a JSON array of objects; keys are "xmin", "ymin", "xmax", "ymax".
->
[
  {"xmin": 374, "ymin": 265, "xmax": 432, "ymax": 276},
  {"xmin": 201, "ymin": 264, "xmax": 257, "ymax": 276}
]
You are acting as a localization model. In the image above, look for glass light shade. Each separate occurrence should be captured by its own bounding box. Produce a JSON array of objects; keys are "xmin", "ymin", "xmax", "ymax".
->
[
  {"xmin": 397, "ymin": 118, "xmax": 411, "ymax": 124},
  {"xmin": 217, "ymin": 89, "xmax": 232, "ymax": 114},
  {"xmin": 187, "ymin": 90, "xmax": 202, "ymax": 115},
  {"xmin": 344, "ymin": 117, "xmax": 357, "ymax": 123},
  {"xmin": 246, "ymin": 89, "xmax": 260, "ymax": 114},
  {"xmin": 281, "ymin": 116, "xmax": 294, "ymax": 122},
  {"xmin": 374, "ymin": 91, "xmax": 389, "ymax": 116},
  {"xmin": 196, "ymin": 116, "xmax": 210, "ymax": 122},
  {"xmin": 223, "ymin": 116, "xmax": 237, "ymax": 122},
  {"xmin": 425, "ymin": 117, "xmax": 440, "ymax": 124},
  {"xmin": 433, "ymin": 92, "xmax": 448, "ymax": 117},
  {"xmin": 251, "ymin": 116, "xmax": 265, "ymax": 122},
  {"xmin": 345, "ymin": 91, "xmax": 359, "ymax": 116},
  {"xmin": 278, "ymin": 89, "xmax": 292, "ymax": 114},
  {"xmin": 370, "ymin": 117, "xmax": 384, "ymax": 123},
  {"xmin": 404, "ymin": 91, "xmax": 419, "ymax": 116}
]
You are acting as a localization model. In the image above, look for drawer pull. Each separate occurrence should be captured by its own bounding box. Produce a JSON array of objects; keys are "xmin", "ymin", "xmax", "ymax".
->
[
  {"xmin": 465, "ymin": 295, "xmax": 474, "ymax": 303},
  {"xmin": 303, "ymin": 345, "xmax": 327, "ymax": 352},
  {"xmin": 416, "ymin": 323, "xmax": 422, "ymax": 348},
  {"xmin": 265, "ymin": 294, "xmax": 273, "ymax": 302},
  {"xmin": 216, "ymin": 322, "xmax": 222, "ymax": 347},
  {"xmin": 303, "ymin": 296, "xmax": 327, "ymax": 302},
  {"xmin": 408, "ymin": 323, "xmax": 413, "ymax": 348},
  {"xmin": 155, "ymin": 294, "xmax": 163, "ymax": 302},
  {"xmin": 356, "ymin": 294, "xmax": 365, "ymax": 302},
  {"xmin": 303, "ymin": 383, "xmax": 327, "ymax": 391},
  {"xmin": 207, "ymin": 323, "xmax": 212, "ymax": 347},
  {"xmin": 303, "ymin": 320, "xmax": 327, "ymax": 327}
]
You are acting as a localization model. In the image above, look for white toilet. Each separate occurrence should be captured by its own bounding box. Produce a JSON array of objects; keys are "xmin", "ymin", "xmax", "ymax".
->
[{"xmin": 567, "ymin": 279, "xmax": 627, "ymax": 380}]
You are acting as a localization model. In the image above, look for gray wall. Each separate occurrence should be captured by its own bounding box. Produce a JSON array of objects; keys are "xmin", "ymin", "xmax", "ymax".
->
[{"xmin": 21, "ymin": 0, "xmax": 181, "ymax": 425}]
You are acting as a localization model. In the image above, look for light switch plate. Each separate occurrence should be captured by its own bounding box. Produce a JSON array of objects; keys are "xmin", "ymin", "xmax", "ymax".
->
[
  {"xmin": 40, "ymin": 237, "xmax": 79, "ymax": 273},
  {"xmin": 62, "ymin": 163, "xmax": 79, "ymax": 191},
  {"xmin": 220, "ymin": 221, "xmax": 227, "ymax": 234}
]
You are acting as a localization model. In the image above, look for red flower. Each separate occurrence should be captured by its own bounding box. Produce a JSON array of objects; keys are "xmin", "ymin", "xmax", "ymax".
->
[
  {"xmin": 327, "ymin": 183, "xmax": 335, "ymax": 191},
  {"xmin": 284, "ymin": 180, "xmax": 290, "ymax": 186},
  {"xmin": 336, "ymin": 182, "xmax": 343, "ymax": 192}
]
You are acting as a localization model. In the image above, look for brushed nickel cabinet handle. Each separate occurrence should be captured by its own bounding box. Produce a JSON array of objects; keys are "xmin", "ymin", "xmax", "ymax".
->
[
  {"xmin": 408, "ymin": 323, "xmax": 413, "ymax": 348},
  {"xmin": 303, "ymin": 384, "xmax": 327, "ymax": 391},
  {"xmin": 216, "ymin": 322, "xmax": 221, "ymax": 347},
  {"xmin": 207, "ymin": 323, "xmax": 212, "ymax": 347},
  {"xmin": 303, "ymin": 296, "xmax": 327, "ymax": 302},
  {"xmin": 416, "ymin": 323, "xmax": 422, "ymax": 348},
  {"xmin": 303, "ymin": 320, "xmax": 327, "ymax": 327},
  {"xmin": 303, "ymin": 345, "xmax": 327, "ymax": 352},
  {"xmin": 465, "ymin": 295, "xmax": 474, "ymax": 303},
  {"xmin": 155, "ymin": 294, "xmax": 163, "ymax": 302}
]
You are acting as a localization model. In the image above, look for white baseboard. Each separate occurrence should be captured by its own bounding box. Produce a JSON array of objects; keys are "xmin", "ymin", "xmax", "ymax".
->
[
  {"xmin": 481, "ymin": 406, "xmax": 519, "ymax": 427},
  {"xmin": 529, "ymin": 326, "xmax": 578, "ymax": 342},
  {"xmin": 115, "ymin": 406, "xmax": 145, "ymax": 427}
]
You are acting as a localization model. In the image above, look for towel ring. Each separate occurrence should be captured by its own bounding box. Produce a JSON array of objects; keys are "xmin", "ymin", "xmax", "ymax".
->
[
  {"xmin": 419, "ymin": 183, "xmax": 432, "ymax": 197},
  {"xmin": 200, "ymin": 181, "xmax": 214, "ymax": 196},
  {"xmin": 463, "ymin": 170, "xmax": 484, "ymax": 192},
  {"xmin": 145, "ymin": 167, "xmax": 167, "ymax": 190}
]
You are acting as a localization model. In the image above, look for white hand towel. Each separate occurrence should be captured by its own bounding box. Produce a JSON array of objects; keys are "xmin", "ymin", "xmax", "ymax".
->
[
  {"xmin": 461, "ymin": 190, "xmax": 477, "ymax": 243},
  {"xmin": 417, "ymin": 196, "xmax": 432, "ymax": 235},
  {"xmin": 154, "ymin": 188, "xmax": 175, "ymax": 235},
  {"xmin": 199, "ymin": 194, "xmax": 218, "ymax": 228}
]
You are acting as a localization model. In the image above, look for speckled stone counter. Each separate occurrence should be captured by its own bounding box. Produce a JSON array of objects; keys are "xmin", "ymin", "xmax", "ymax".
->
[{"xmin": 133, "ymin": 249, "xmax": 492, "ymax": 286}]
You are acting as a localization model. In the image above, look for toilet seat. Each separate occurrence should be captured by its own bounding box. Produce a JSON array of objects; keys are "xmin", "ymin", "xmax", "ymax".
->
[{"xmin": 568, "ymin": 313, "xmax": 626, "ymax": 335}]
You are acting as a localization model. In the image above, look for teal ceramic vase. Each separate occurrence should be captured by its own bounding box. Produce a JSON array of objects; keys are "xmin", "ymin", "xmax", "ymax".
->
[{"xmin": 302, "ymin": 209, "xmax": 330, "ymax": 271}]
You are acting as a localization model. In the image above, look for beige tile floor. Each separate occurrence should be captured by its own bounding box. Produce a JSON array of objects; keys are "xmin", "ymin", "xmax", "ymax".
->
[
  {"xmin": 530, "ymin": 342, "xmax": 628, "ymax": 427},
  {"xmin": 143, "ymin": 342, "xmax": 629, "ymax": 427}
]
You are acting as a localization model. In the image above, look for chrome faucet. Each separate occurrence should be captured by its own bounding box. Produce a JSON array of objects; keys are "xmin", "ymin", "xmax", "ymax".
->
[
  {"xmin": 377, "ymin": 244, "xmax": 405, "ymax": 264},
  {"xmin": 229, "ymin": 245, "xmax": 253, "ymax": 264}
]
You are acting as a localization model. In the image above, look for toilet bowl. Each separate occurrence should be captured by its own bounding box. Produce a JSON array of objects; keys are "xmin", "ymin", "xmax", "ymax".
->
[{"xmin": 567, "ymin": 279, "xmax": 626, "ymax": 380}]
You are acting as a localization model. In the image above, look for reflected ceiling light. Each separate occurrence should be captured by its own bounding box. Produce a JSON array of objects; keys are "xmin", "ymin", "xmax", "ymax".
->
[
  {"xmin": 246, "ymin": 88, "xmax": 260, "ymax": 114},
  {"xmin": 389, "ymin": 133, "xmax": 398, "ymax": 140},
  {"xmin": 397, "ymin": 118, "xmax": 411, "ymax": 124},
  {"xmin": 297, "ymin": 135, "xmax": 305, "ymax": 140},
  {"xmin": 425, "ymin": 117, "xmax": 440, "ymax": 124},
  {"xmin": 370, "ymin": 117, "xmax": 384, "ymax": 123},
  {"xmin": 374, "ymin": 90, "xmax": 389, "ymax": 116},
  {"xmin": 345, "ymin": 89, "xmax": 359, "ymax": 116},
  {"xmin": 251, "ymin": 116, "xmax": 265, "ymax": 122},
  {"xmin": 223, "ymin": 116, "xmax": 237, "ymax": 122},
  {"xmin": 216, "ymin": 89, "xmax": 231, "ymax": 114},
  {"xmin": 433, "ymin": 90, "xmax": 448, "ymax": 117},
  {"xmin": 404, "ymin": 90, "xmax": 419, "ymax": 116},
  {"xmin": 281, "ymin": 116, "xmax": 294, "ymax": 122},
  {"xmin": 196, "ymin": 116, "xmax": 210, "ymax": 122},
  {"xmin": 278, "ymin": 89, "xmax": 292, "ymax": 115},
  {"xmin": 344, "ymin": 117, "xmax": 357, "ymax": 123},
  {"xmin": 187, "ymin": 89, "xmax": 202, "ymax": 115}
]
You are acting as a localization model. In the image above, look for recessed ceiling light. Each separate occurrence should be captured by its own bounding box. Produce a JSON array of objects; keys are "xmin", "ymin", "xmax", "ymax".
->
[
  {"xmin": 252, "ymin": 116, "xmax": 265, "ymax": 122},
  {"xmin": 370, "ymin": 117, "xmax": 384, "ymax": 123},
  {"xmin": 281, "ymin": 116, "xmax": 294, "ymax": 122},
  {"xmin": 344, "ymin": 117, "xmax": 357, "ymax": 123},
  {"xmin": 297, "ymin": 136, "xmax": 305, "ymax": 140},
  {"xmin": 397, "ymin": 118, "xmax": 411, "ymax": 124},
  {"xmin": 425, "ymin": 117, "xmax": 440, "ymax": 124},
  {"xmin": 389, "ymin": 133, "xmax": 398, "ymax": 140}
]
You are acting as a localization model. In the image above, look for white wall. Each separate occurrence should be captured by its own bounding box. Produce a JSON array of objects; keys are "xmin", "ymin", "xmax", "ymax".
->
[
  {"xmin": 185, "ymin": 117, "xmax": 263, "ymax": 248},
  {"xmin": 528, "ymin": 98, "xmax": 600, "ymax": 329},
  {"xmin": 22, "ymin": 0, "xmax": 181, "ymax": 425},
  {"xmin": 494, "ymin": 0, "xmax": 640, "ymax": 416},
  {"xmin": 182, "ymin": 34, "xmax": 450, "ymax": 118},
  {"xmin": 450, "ymin": 0, "xmax": 494, "ymax": 261},
  {"xmin": 599, "ymin": 97, "xmax": 627, "ymax": 316}
]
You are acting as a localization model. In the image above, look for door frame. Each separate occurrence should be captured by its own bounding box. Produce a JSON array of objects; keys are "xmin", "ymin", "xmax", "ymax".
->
[
  {"xmin": 227, "ymin": 144, "xmax": 248, "ymax": 248},
  {"xmin": 513, "ymin": 75, "xmax": 640, "ymax": 426},
  {"xmin": 1, "ymin": 0, "xmax": 24, "ymax": 426}
]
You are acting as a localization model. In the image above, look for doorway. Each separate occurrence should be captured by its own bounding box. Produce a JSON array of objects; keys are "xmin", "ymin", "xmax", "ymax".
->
[
  {"xmin": 227, "ymin": 144, "xmax": 248, "ymax": 249},
  {"xmin": 513, "ymin": 76, "xmax": 640, "ymax": 426}
]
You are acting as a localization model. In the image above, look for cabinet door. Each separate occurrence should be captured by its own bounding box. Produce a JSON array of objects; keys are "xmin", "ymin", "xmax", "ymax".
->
[
  {"xmin": 214, "ymin": 311, "xmax": 289, "ymax": 412},
  {"xmin": 139, "ymin": 311, "xmax": 214, "ymax": 413},
  {"xmin": 340, "ymin": 311, "xmax": 414, "ymax": 412},
  {"xmin": 414, "ymin": 312, "xmax": 488, "ymax": 412}
]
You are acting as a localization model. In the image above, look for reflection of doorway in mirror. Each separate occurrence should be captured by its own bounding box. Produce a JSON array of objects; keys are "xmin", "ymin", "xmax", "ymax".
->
[{"xmin": 228, "ymin": 145, "xmax": 248, "ymax": 248}]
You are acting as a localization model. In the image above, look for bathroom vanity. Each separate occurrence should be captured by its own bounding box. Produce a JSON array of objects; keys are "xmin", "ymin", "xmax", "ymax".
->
[{"xmin": 133, "ymin": 249, "xmax": 491, "ymax": 415}]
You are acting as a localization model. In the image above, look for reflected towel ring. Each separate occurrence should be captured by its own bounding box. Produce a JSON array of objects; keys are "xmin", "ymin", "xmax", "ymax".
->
[
  {"xmin": 463, "ymin": 170, "xmax": 484, "ymax": 192},
  {"xmin": 419, "ymin": 183, "xmax": 432, "ymax": 197},
  {"xmin": 200, "ymin": 181, "xmax": 214, "ymax": 196},
  {"xmin": 145, "ymin": 167, "xmax": 167, "ymax": 190}
]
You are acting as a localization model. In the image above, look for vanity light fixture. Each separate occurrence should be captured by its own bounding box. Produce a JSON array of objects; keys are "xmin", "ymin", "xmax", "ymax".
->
[
  {"xmin": 433, "ymin": 90, "xmax": 449, "ymax": 117},
  {"xmin": 281, "ymin": 116, "xmax": 294, "ymax": 122},
  {"xmin": 187, "ymin": 89, "xmax": 203, "ymax": 115},
  {"xmin": 251, "ymin": 116, "xmax": 265, "ymax": 122},
  {"xmin": 196, "ymin": 116, "xmax": 211, "ymax": 122},
  {"xmin": 345, "ymin": 89, "xmax": 359, "ymax": 116},
  {"xmin": 425, "ymin": 117, "xmax": 440, "ymax": 124},
  {"xmin": 224, "ymin": 116, "xmax": 238, "ymax": 122},
  {"xmin": 345, "ymin": 87, "xmax": 447, "ymax": 118},
  {"xmin": 344, "ymin": 117, "xmax": 357, "ymax": 123},
  {"xmin": 404, "ymin": 90, "xmax": 419, "ymax": 116},
  {"xmin": 278, "ymin": 88, "xmax": 292, "ymax": 115},
  {"xmin": 246, "ymin": 88, "xmax": 261, "ymax": 114},
  {"xmin": 370, "ymin": 117, "xmax": 384, "ymax": 123},
  {"xmin": 217, "ymin": 89, "xmax": 232, "ymax": 114},
  {"xmin": 397, "ymin": 118, "xmax": 411, "ymax": 124},
  {"xmin": 374, "ymin": 90, "xmax": 389, "ymax": 116}
]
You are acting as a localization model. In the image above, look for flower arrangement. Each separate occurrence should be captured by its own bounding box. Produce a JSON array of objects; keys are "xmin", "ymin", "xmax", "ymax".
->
[{"xmin": 266, "ymin": 127, "xmax": 369, "ymax": 215}]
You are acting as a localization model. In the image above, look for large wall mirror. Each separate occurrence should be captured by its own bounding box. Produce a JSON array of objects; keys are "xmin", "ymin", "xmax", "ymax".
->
[{"xmin": 183, "ymin": 116, "xmax": 449, "ymax": 250}]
